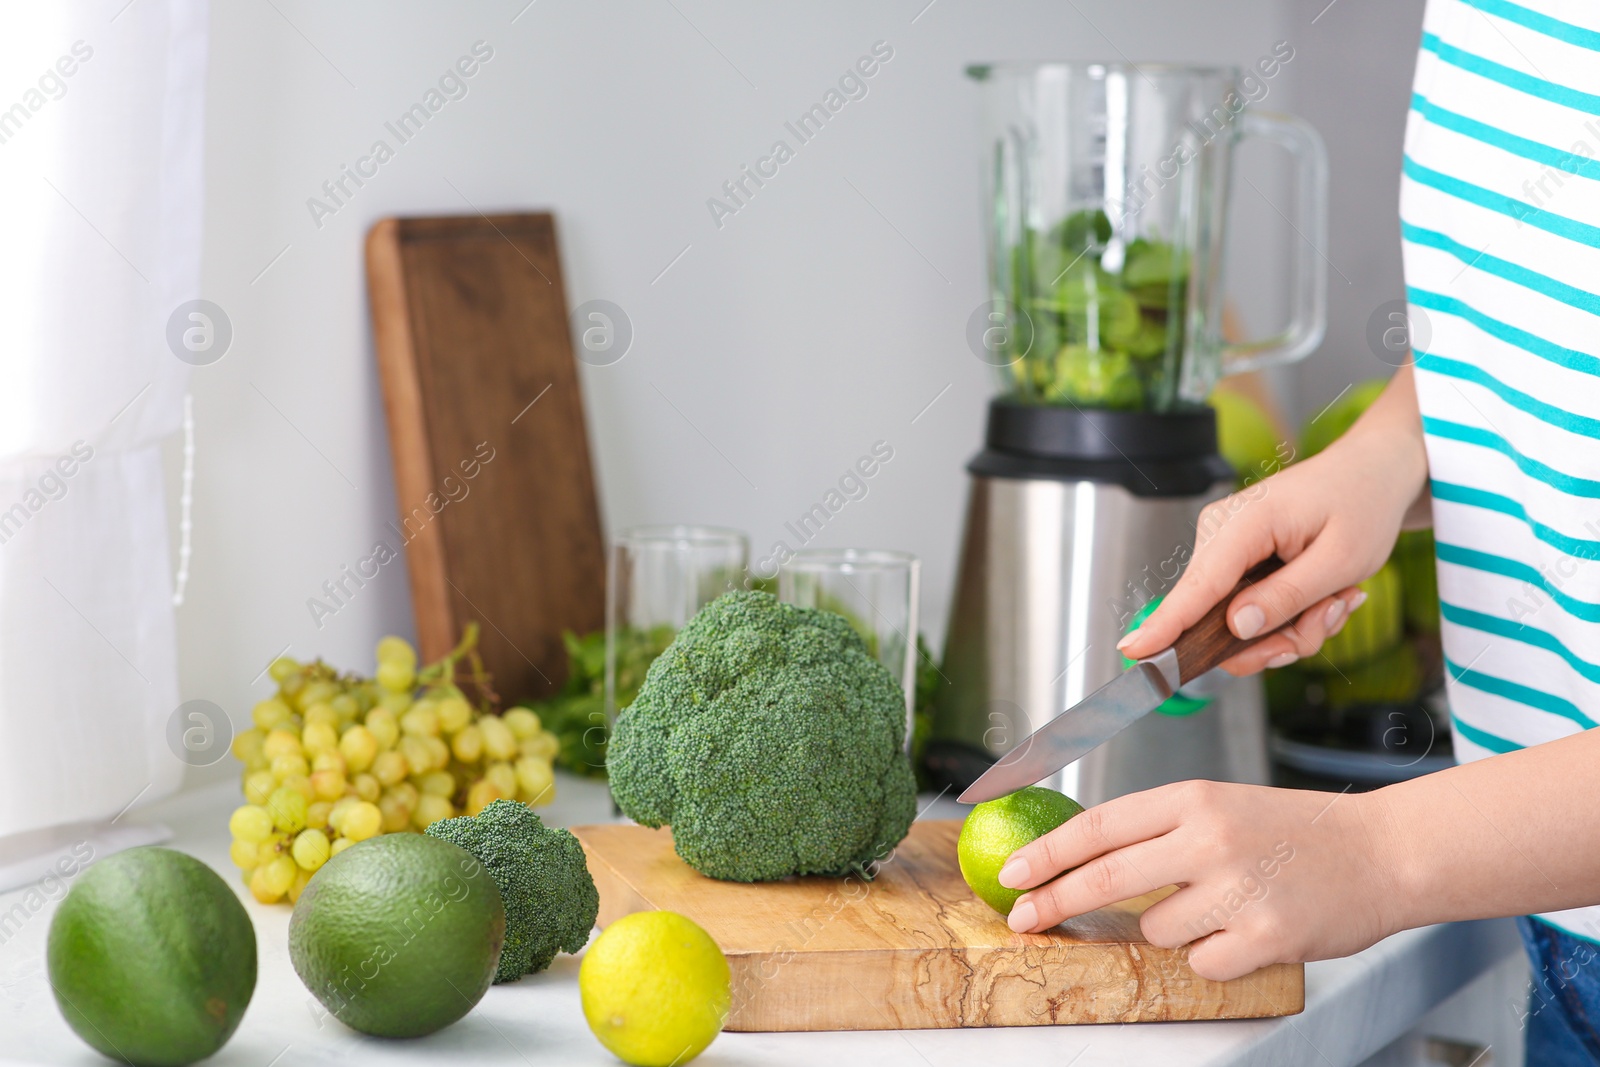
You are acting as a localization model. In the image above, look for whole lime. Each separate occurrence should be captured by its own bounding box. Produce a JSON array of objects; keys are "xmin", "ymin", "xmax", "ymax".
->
[
  {"xmin": 48, "ymin": 847, "xmax": 257, "ymax": 1067},
  {"xmin": 289, "ymin": 832, "xmax": 504, "ymax": 1038},
  {"xmin": 1211, "ymin": 388, "xmax": 1284, "ymax": 484},
  {"xmin": 958, "ymin": 786, "xmax": 1085, "ymax": 916},
  {"xmin": 1300, "ymin": 377, "xmax": 1388, "ymax": 458},
  {"xmin": 1310, "ymin": 560, "xmax": 1404, "ymax": 671},
  {"xmin": 580, "ymin": 910, "xmax": 730, "ymax": 1067}
]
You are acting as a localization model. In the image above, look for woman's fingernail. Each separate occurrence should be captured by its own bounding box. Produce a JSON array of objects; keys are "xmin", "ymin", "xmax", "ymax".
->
[
  {"xmin": 1348, "ymin": 590, "xmax": 1368, "ymax": 611},
  {"xmin": 1232, "ymin": 604, "xmax": 1266, "ymax": 640},
  {"xmin": 998, "ymin": 858, "xmax": 1030, "ymax": 889},
  {"xmin": 1115, "ymin": 632, "xmax": 1138, "ymax": 652},
  {"xmin": 1266, "ymin": 651, "xmax": 1299, "ymax": 668},
  {"xmin": 1323, "ymin": 600, "xmax": 1346, "ymax": 630},
  {"xmin": 1328, "ymin": 613, "xmax": 1348, "ymax": 637},
  {"xmin": 1008, "ymin": 899, "xmax": 1039, "ymax": 933}
]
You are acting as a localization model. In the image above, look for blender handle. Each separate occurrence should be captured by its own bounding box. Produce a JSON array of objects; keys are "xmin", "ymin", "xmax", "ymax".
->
[
  {"xmin": 1221, "ymin": 112, "xmax": 1329, "ymax": 374},
  {"xmin": 1171, "ymin": 555, "xmax": 1286, "ymax": 683}
]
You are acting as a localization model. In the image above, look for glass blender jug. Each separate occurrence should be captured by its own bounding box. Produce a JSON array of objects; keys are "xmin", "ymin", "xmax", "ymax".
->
[
  {"xmin": 969, "ymin": 62, "xmax": 1327, "ymax": 411},
  {"xmin": 934, "ymin": 63, "xmax": 1328, "ymax": 806}
]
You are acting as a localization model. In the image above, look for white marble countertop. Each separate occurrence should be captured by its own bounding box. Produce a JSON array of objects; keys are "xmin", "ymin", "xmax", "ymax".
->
[{"xmin": 0, "ymin": 778, "xmax": 1522, "ymax": 1067}]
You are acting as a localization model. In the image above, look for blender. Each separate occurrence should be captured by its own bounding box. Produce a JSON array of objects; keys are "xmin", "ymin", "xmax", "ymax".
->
[{"xmin": 933, "ymin": 63, "xmax": 1328, "ymax": 805}]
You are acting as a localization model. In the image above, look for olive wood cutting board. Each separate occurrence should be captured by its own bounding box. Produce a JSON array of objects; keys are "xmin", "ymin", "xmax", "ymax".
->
[
  {"xmin": 366, "ymin": 214, "xmax": 604, "ymax": 702},
  {"xmin": 574, "ymin": 820, "xmax": 1304, "ymax": 1031}
]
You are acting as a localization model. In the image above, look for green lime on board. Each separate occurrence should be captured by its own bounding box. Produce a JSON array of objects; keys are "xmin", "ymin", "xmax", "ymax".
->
[
  {"xmin": 580, "ymin": 910, "xmax": 731, "ymax": 1067},
  {"xmin": 958, "ymin": 786, "xmax": 1085, "ymax": 916},
  {"xmin": 289, "ymin": 832, "xmax": 505, "ymax": 1038},
  {"xmin": 47, "ymin": 847, "xmax": 257, "ymax": 1067}
]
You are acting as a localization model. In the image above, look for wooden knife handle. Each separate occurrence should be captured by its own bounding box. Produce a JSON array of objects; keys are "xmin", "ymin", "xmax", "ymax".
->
[{"xmin": 1171, "ymin": 555, "xmax": 1287, "ymax": 685}]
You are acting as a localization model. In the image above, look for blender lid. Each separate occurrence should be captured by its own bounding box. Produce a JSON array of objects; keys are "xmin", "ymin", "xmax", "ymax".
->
[{"xmin": 969, "ymin": 399, "xmax": 1234, "ymax": 497}]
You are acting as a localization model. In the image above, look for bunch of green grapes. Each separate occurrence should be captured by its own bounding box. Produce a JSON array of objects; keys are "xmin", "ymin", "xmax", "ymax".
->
[{"xmin": 227, "ymin": 630, "xmax": 561, "ymax": 905}]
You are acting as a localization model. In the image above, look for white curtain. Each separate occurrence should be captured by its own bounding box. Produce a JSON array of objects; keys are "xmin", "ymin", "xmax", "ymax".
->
[{"xmin": 0, "ymin": 0, "xmax": 207, "ymax": 837}]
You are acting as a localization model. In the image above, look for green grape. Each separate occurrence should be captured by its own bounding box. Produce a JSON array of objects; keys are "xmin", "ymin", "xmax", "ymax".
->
[
  {"xmin": 364, "ymin": 707, "xmax": 399, "ymax": 750},
  {"xmin": 501, "ymin": 707, "xmax": 539, "ymax": 740},
  {"xmin": 379, "ymin": 689, "xmax": 413, "ymax": 716},
  {"xmin": 292, "ymin": 828, "xmax": 332, "ymax": 871},
  {"xmin": 416, "ymin": 770, "xmax": 455, "ymax": 797},
  {"xmin": 412, "ymin": 794, "xmax": 454, "ymax": 829},
  {"xmin": 436, "ymin": 696, "xmax": 471, "ymax": 733},
  {"xmin": 329, "ymin": 692, "xmax": 361, "ymax": 723},
  {"xmin": 400, "ymin": 703, "xmax": 439, "ymax": 737},
  {"xmin": 479, "ymin": 716, "xmax": 519, "ymax": 762},
  {"xmin": 228, "ymin": 804, "xmax": 274, "ymax": 843},
  {"xmin": 296, "ymin": 679, "xmax": 339, "ymax": 712},
  {"xmin": 251, "ymin": 698, "xmax": 293, "ymax": 731},
  {"xmin": 376, "ymin": 635, "xmax": 417, "ymax": 670},
  {"xmin": 262, "ymin": 728, "xmax": 302, "ymax": 760},
  {"xmin": 230, "ymin": 728, "xmax": 266, "ymax": 766},
  {"xmin": 228, "ymin": 838, "xmax": 258, "ymax": 868},
  {"xmin": 267, "ymin": 657, "xmax": 302, "ymax": 685},
  {"xmin": 301, "ymin": 721, "xmax": 338, "ymax": 755},
  {"xmin": 243, "ymin": 770, "xmax": 276, "ymax": 806},
  {"xmin": 306, "ymin": 800, "xmax": 333, "ymax": 830},
  {"xmin": 342, "ymin": 800, "xmax": 382, "ymax": 841},
  {"xmin": 339, "ymin": 725, "xmax": 378, "ymax": 773},
  {"xmin": 270, "ymin": 753, "xmax": 310, "ymax": 780},
  {"xmin": 252, "ymin": 855, "xmax": 297, "ymax": 902},
  {"xmin": 267, "ymin": 786, "xmax": 309, "ymax": 833},
  {"xmin": 398, "ymin": 736, "xmax": 435, "ymax": 777},
  {"xmin": 376, "ymin": 659, "xmax": 415, "ymax": 693}
]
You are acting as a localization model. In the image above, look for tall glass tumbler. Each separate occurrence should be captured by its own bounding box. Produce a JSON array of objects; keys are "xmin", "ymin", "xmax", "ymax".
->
[
  {"xmin": 605, "ymin": 526, "xmax": 749, "ymax": 726},
  {"xmin": 779, "ymin": 548, "xmax": 921, "ymax": 750}
]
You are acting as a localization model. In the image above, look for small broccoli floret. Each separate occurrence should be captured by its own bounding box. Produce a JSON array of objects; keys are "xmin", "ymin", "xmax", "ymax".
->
[
  {"xmin": 607, "ymin": 590, "xmax": 917, "ymax": 882},
  {"xmin": 425, "ymin": 799, "xmax": 599, "ymax": 983}
]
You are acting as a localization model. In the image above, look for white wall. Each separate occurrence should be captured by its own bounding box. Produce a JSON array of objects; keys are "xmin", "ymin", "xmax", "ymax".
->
[
  {"xmin": 1275, "ymin": 0, "xmax": 1429, "ymax": 423},
  {"xmin": 181, "ymin": 0, "xmax": 1422, "ymax": 781}
]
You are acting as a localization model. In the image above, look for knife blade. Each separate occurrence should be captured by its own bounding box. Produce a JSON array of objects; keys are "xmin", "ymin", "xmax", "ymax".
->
[{"xmin": 957, "ymin": 555, "xmax": 1286, "ymax": 805}]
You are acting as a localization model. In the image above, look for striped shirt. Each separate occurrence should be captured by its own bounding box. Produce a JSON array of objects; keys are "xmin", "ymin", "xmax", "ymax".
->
[{"xmin": 1403, "ymin": 0, "xmax": 1600, "ymax": 942}]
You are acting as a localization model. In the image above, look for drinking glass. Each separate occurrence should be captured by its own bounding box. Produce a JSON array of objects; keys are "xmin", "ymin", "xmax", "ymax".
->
[
  {"xmin": 605, "ymin": 525, "xmax": 748, "ymax": 723},
  {"xmin": 779, "ymin": 548, "xmax": 920, "ymax": 749}
]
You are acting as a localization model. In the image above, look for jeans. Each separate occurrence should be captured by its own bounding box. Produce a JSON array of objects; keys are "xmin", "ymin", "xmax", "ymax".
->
[{"xmin": 1519, "ymin": 915, "xmax": 1600, "ymax": 1066}]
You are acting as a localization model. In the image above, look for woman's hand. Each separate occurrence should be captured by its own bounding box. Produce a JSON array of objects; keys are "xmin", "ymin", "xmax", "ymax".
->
[
  {"xmin": 1118, "ymin": 367, "xmax": 1430, "ymax": 675},
  {"xmin": 997, "ymin": 780, "xmax": 1408, "ymax": 981}
]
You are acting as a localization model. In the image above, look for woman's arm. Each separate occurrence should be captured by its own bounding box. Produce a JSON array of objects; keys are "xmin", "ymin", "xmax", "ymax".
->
[
  {"xmin": 1119, "ymin": 363, "xmax": 1431, "ymax": 674},
  {"xmin": 997, "ymin": 726, "xmax": 1600, "ymax": 982},
  {"xmin": 1378, "ymin": 724, "xmax": 1600, "ymax": 927}
]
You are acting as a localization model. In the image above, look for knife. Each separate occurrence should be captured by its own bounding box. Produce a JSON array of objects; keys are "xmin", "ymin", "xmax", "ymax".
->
[{"xmin": 957, "ymin": 556, "xmax": 1286, "ymax": 805}]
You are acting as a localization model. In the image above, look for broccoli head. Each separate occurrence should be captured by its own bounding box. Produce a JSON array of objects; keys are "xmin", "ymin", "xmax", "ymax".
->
[
  {"xmin": 425, "ymin": 799, "xmax": 599, "ymax": 983},
  {"xmin": 607, "ymin": 590, "xmax": 918, "ymax": 882}
]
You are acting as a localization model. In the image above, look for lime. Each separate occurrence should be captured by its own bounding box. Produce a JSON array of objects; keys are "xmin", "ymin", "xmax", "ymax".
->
[
  {"xmin": 289, "ymin": 833, "xmax": 504, "ymax": 1038},
  {"xmin": 48, "ymin": 847, "xmax": 257, "ymax": 1067},
  {"xmin": 958, "ymin": 786, "xmax": 1085, "ymax": 916},
  {"xmin": 1300, "ymin": 378, "xmax": 1389, "ymax": 459},
  {"xmin": 580, "ymin": 911, "xmax": 730, "ymax": 1067},
  {"xmin": 1309, "ymin": 560, "xmax": 1404, "ymax": 671},
  {"xmin": 1210, "ymin": 388, "xmax": 1285, "ymax": 485}
]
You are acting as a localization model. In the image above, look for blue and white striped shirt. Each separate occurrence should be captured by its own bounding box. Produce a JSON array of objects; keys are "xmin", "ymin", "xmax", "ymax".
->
[{"xmin": 1404, "ymin": 0, "xmax": 1600, "ymax": 942}]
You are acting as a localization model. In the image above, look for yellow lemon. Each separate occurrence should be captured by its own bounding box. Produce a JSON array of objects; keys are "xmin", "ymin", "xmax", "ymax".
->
[{"xmin": 579, "ymin": 911, "xmax": 730, "ymax": 1066}]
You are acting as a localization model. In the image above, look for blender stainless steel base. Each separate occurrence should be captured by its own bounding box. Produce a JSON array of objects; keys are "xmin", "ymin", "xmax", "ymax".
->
[{"xmin": 933, "ymin": 402, "xmax": 1268, "ymax": 807}]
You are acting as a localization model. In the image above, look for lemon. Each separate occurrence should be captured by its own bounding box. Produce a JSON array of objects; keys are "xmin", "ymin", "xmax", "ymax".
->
[
  {"xmin": 958, "ymin": 786, "xmax": 1085, "ymax": 916},
  {"xmin": 579, "ymin": 911, "xmax": 730, "ymax": 1067}
]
